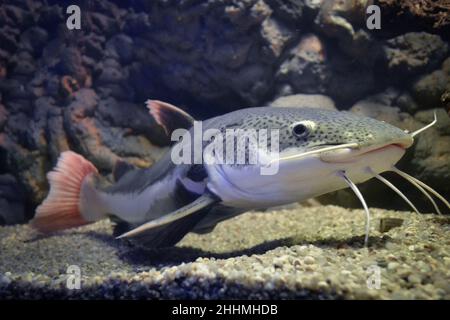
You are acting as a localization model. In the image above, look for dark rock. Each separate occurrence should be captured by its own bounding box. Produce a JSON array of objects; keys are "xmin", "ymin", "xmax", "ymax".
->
[
  {"xmin": 46, "ymin": 114, "xmax": 69, "ymax": 164},
  {"xmin": 32, "ymin": 96, "xmax": 67, "ymax": 164},
  {"xmin": 66, "ymin": 88, "xmax": 99, "ymax": 118},
  {"xmin": 37, "ymin": 5, "xmax": 63, "ymax": 28},
  {"xmin": 405, "ymin": 109, "xmax": 450, "ymax": 201},
  {"xmin": 351, "ymin": 87, "xmax": 420, "ymax": 114},
  {"xmin": 0, "ymin": 174, "xmax": 23, "ymax": 201},
  {"xmin": 62, "ymin": 89, "xmax": 165, "ymax": 172},
  {"xmin": 260, "ymin": 17, "xmax": 294, "ymax": 59},
  {"xmin": 443, "ymin": 57, "xmax": 450, "ymax": 73},
  {"xmin": 40, "ymin": 39, "xmax": 66, "ymax": 67},
  {"xmin": 0, "ymin": 174, "xmax": 25, "ymax": 225},
  {"xmin": 10, "ymin": 51, "xmax": 36, "ymax": 76},
  {"xmin": 327, "ymin": 62, "xmax": 376, "ymax": 107},
  {"xmin": 86, "ymin": 12, "xmax": 119, "ymax": 38},
  {"xmin": 19, "ymin": 27, "xmax": 48, "ymax": 55},
  {"xmin": 383, "ymin": 32, "xmax": 449, "ymax": 79},
  {"xmin": 96, "ymin": 97, "xmax": 167, "ymax": 145},
  {"xmin": 276, "ymin": 34, "xmax": 330, "ymax": 94},
  {"xmin": 314, "ymin": 0, "xmax": 379, "ymax": 60},
  {"xmin": 54, "ymin": 47, "xmax": 88, "ymax": 84},
  {"xmin": 0, "ymin": 26, "xmax": 20, "ymax": 53},
  {"xmin": 411, "ymin": 58, "xmax": 450, "ymax": 110},
  {"xmin": 43, "ymin": 74, "xmax": 61, "ymax": 97},
  {"xmin": 228, "ymin": 64, "xmax": 271, "ymax": 106},
  {"xmin": 266, "ymin": 0, "xmax": 304, "ymax": 26},
  {"xmin": 415, "ymin": 108, "xmax": 450, "ymax": 136},
  {"xmin": 127, "ymin": 62, "xmax": 157, "ymax": 102},
  {"xmin": 123, "ymin": 12, "xmax": 151, "ymax": 36},
  {"xmin": 208, "ymin": 42, "xmax": 253, "ymax": 70},
  {"xmin": 105, "ymin": 34, "xmax": 134, "ymax": 64},
  {"xmin": 119, "ymin": 0, "xmax": 278, "ymax": 107},
  {"xmin": 98, "ymin": 125, "xmax": 166, "ymax": 168},
  {"xmin": 350, "ymin": 100, "xmax": 407, "ymax": 124},
  {"xmin": 396, "ymin": 92, "xmax": 419, "ymax": 114},
  {"xmin": 0, "ymin": 103, "xmax": 7, "ymax": 130},
  {"xmin": 63, "ymin": 112, "xmax": 119, "ymax": 172},
  {"xmin": 6, "ymin": 112, "xmax": 40, "ymax": 150},
  {"xmin": 0, "ymin": 77, "xmax": 34, "ymax": 101},
  {"xmin": 83, "ymin": 33, "xmax": 105, "ymax": 60},
  {"xmin": 0, "ymin": 49, "xmax": 9, "ymax": 61},
  {"xmin": 412, "ymin": 70, "xmax": 449, "ymax": 109},
  {"xmin": 1, "ymin": 5, "xmax": 34, "ymax": 29},
  {"xmin": 362, "ymin": 87, "xmax": 401, "ymax": 106},
  {"xmin": 0, "ymin": 133, "xmax": 48, "ymax": 206},
  {"xmin": 97, "ymin": 84, "xmax": 133, "ymax": 101},
  {"xmin": 315, "ymin": 0, "xmax": 369, "ymax": 38},
  {"xmin": 96, "ymin": 61, "xmax": 127, "ymax": 85}
]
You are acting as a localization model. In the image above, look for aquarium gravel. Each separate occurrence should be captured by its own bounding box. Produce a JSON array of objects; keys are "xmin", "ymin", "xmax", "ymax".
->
[{"xmin": 0, "ymin": 205, "xmax": 448, "ymax": 299}]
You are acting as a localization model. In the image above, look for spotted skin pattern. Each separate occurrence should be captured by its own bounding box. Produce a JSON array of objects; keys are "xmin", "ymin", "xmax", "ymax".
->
[{"xmin": 196, "ymin": 107, "xmax": 408, "ymax": 166}]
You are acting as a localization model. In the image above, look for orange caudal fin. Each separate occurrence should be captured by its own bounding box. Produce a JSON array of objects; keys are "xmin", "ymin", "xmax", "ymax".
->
[{"xmin": 31, "ymin": 151, "xmax": 99, "ymax": 233}]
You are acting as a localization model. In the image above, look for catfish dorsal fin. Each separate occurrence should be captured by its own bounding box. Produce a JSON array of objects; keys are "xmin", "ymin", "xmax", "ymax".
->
[{"xmin": 146, "ymin": 100, "xmax": 195, "ymax": 136}]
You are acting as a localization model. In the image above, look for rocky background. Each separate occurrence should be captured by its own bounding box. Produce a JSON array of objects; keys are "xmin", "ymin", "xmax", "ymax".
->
[{"xmin": 0, "ymin": 0, "xmax": 449, "ymax": 225}]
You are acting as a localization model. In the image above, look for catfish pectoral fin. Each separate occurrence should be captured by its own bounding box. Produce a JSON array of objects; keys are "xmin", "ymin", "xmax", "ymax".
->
[{"xmin": 121, "ymin": 208, "xmax": 210, "ymax": 248}]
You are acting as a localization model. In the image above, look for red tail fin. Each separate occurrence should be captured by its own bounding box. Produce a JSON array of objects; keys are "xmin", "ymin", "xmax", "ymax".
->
[{"xmin": 31, "ymin": 151, "xmax": 98, "ymax": 233}]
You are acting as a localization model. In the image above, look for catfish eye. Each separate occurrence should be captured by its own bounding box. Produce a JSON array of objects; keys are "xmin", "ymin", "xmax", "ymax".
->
[
  {"xmin": 292, "ymin": 123, "xmax": 308, "ymax": 137},
  {"xmin": 291, "ymin": 120, "xmax": 316, "ymax": 138}
]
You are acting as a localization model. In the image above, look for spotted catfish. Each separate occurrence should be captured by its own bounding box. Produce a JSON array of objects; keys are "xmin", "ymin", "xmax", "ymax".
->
[{"xmin": 31, "ymin": 100, "xmax": 449, "ymax": 247}]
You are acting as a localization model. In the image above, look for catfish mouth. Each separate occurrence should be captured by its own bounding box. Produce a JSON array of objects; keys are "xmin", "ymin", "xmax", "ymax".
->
[{"xmin": 319, "ymin": 137, "xmax": 413, "ymax": 163}]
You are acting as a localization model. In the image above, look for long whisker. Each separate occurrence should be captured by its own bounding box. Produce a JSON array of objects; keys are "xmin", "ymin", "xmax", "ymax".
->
[
  {"xmin": 392, "ymin": 167, "xmax": 449, "ymax": 211},
  {"xmin": 272, "ymin": 142, "xmax": 359, "ymax": 164},
  {"xmin": 371, "ymin": 172, "xmax": 420, "ymax": 214},
  {"xmin": 391, "ymin": 167, "xmax": 442, "ymax": 215},
  {"xmin": 410, "ymin": 111, "xmax": 437, "ymax": 138},
  {"xmin": 338, "ymin": 171, "xmax": 370, "ymax": 247}
]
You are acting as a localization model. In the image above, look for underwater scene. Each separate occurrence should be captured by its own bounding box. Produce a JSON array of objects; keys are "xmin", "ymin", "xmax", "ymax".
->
[{"xmin": 0, "ymin": 0, "xmax": 449, "ymax": 301}]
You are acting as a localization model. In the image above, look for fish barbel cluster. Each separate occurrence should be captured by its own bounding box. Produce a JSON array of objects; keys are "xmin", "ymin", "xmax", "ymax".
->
[{"xmin": 31, "ymin": 100, "xmax": 449, "ymax": 247}]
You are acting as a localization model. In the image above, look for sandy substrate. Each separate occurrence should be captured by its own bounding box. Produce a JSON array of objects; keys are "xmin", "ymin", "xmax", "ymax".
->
[{"xmin": 0, "ymin": 205, "xmax": 449, "ymax": 299}]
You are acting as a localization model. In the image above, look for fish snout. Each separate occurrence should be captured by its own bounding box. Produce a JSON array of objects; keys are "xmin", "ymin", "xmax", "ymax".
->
[
  {"xmin": 356, "ymin": 121, "xmax": 414, "ymax": 151},
  {"xmin": 320, "ymin": 126, "xmax": 413, "ymax": 163}
]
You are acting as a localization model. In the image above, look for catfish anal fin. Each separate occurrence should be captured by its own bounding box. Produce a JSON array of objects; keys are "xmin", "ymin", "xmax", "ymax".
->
[{"xmin": 112, "ymin": 220, "xmax": 133, "ymax": 238}]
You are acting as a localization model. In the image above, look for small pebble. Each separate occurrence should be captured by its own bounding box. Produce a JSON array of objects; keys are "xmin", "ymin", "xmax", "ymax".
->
[
  {"xmin": 387, "ymin": 262, "xmax": 399, "ymax": 270},
  {"xmin": 304, "ymin": 256, "xmax": 315, "ymax": 265}
]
